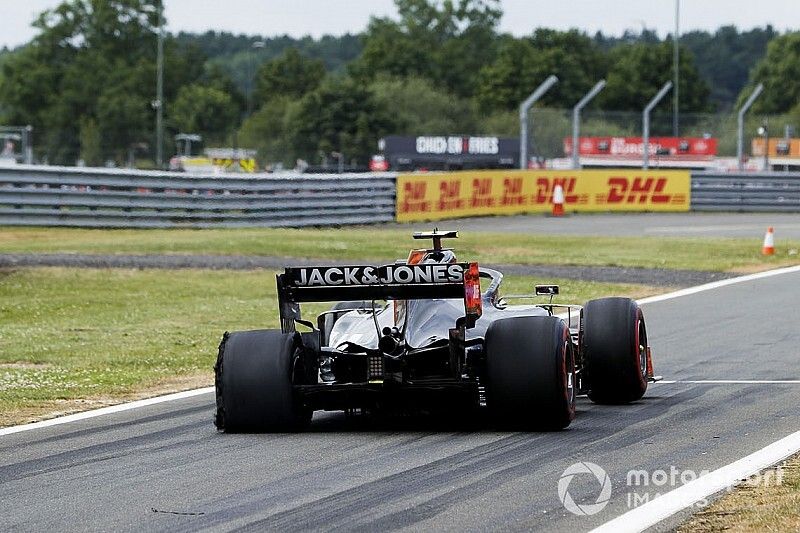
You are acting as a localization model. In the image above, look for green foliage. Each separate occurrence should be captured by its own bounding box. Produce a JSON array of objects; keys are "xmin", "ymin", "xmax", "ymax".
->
[
  {"xmin": 740, "ymin": 33, "xmax": 800, "ymax": 114},
  {"xmin": 681, "ymin": 26, "xmax": 777, "ymax": 110},
  {"xmin": 600, "ymin": 41, "xmax": 711, "ymax": 113},
  {"xmin": 254, "ymin": 48, "xmax": 326, "ymax": 104},
  {"xmin": 476, "ymin": 30, "xmax": 606, "ymax": 111},
  {"xmin": 354, "ymin": 0, "xmax": 502, "ymax": 97},
  {"xmin": 78, "ymin": 116, "xmax": 102, "ymax": 166},
  {"xmin": 292, "ymin": 76, "xmax": 394, "ymax": 162},
  {"xmin": 369, "ymin": 76, "xmax": 476, "ymax": 134},
  {"xmin": 238, "ymin": 96, "xmax": 302, "ymax": 166},
  {"xmin": 170, "ymin": 84, "xmax": 239, "ymax": 143}
]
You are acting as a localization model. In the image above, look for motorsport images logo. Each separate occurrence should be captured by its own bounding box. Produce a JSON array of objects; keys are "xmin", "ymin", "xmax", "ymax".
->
[{"xmin": 558, "ymin": 462, "xmax": 612, "ymax": 516}]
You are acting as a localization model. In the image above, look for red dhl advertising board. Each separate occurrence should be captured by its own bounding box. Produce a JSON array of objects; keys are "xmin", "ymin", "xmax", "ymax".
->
[{"xmin": 396, "ymin": 170, "xmax": 690, "ymax": 222}]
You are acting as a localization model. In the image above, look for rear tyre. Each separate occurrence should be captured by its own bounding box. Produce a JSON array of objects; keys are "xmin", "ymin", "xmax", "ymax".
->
[
  {"xmin": 583, "ymin": 297, "xmax": 648, "ymax": 404},
  {"xmin": 214, "ymin": 329, "xmax": 311, "ymax": 432},
  {"xmin": 486, "ymin": 316, "xmax": 576, "ymax": 430}
]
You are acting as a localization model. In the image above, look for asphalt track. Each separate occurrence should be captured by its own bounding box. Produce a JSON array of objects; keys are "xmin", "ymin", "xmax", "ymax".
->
[
  {"xmin": 2, "ymin": 270, "xmax": 799, "ymax": 532},
  {"xmin": 397, "ymin": 212, "xmax": 800, "ymax": 239}
]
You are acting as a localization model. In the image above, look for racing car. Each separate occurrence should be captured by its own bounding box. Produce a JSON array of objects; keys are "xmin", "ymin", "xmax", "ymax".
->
[{"xmin": 214, "ymin": 230, "xmax": 658, "ymax": 432}]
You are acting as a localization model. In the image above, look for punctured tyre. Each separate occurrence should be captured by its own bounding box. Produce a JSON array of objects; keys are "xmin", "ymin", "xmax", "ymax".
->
[
  {"xmin": 582, "ymin": 297, "xmax": 648, "ymax": 404},
  {"xmin": 485, "ymin": 316, "xmax": 576, "ymax": 430},
  {"xmin": 214, "ymin": 329, "xmax": 311, "ymax": 432}
]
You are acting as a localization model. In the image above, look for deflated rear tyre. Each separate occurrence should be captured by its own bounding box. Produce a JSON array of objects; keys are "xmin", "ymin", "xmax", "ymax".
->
[
  {"xmin": 214, "ymin": 329, "xmax": 311, "ymax": 432},
  {"xmin": 486, "ymin": 316, "xmax": 576, "ymax": 430},
  {"xmin": 583, "ymin": 297, "xmax": 648, "ymax": 404}
]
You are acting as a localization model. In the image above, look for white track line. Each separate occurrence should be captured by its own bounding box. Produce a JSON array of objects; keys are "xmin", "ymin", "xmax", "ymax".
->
[
  {"xmin": 2, "ymin": 263, "xmax": 799, "ymax": 439},
  {"xmin": 0, "ymin": 387, "xmax": 214, "ymax": 437},
  {"xmin": 636, "ymin": 264, "xmax": 800, "ymax": 306},
  {"xmin": 589, "ymin": 430, "xmax": 800, "ymax": 533}
]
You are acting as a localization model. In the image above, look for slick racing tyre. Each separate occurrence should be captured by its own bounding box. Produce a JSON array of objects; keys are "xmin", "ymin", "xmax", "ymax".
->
[
  {"xmin": 214, "ymin": 329, "xmax": 311, "ymax": 432},
  {"xmin": 486, "ymin": 316, "xmax": 576, "ymax": 430},
  {"xmin": 582, "ymin": 297, "xmax": 648, "ymax": 404}
]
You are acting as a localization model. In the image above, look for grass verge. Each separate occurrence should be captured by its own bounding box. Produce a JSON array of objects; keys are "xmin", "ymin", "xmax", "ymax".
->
[
  {"xmin": 0, "ymin": 266, "xmax": 663, "ymax": 427},
  {"xmin": 2, "ymin": 226, "xmax": 799, "ymax": 272},
  {"xmin": 680, "ymin": 454, "xmax": 800, "ymax": 532}
]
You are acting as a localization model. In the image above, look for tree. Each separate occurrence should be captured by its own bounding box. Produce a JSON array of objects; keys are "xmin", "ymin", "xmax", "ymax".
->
[
  {"xmin": 170, "ymin": 84, "xmax": 239, "ymax": 143},
  {"xmin": 600, "ymin": 42, "xmax": 711, "ymax": 113},
  {"xmin": 739, "ymin": 33, "xmax": 800, "ymax": 114},
  {"xmin": 354, "ymin": 0, "xmax": 502, "ymax": 97},
  {"xmin": 681, "ymin": 26, "xmax": 777, "ymax": 111},
  {"xmin": 254, "ymin": 48, "xmax": 325, "ymax": 104},
  {"xmin": 290, "ymin": 76, "xmax": 393, "ymax": 163},
  {"xmin": 78, "ymin": 116, "xmax": 102, "ymax": 166},
  {"xmin": 238, "ymin": 96, "xmax": 302, "ymax": 166},
  {"xmin": 369, "ymin": 76, "xmax": 476, "ymax": 134},
  {"xmin": 476, "ymin": 30, "xmax": 607, "ymax": 111},
  {"xmin": 0, "ymin": 0, "xmax": 206, "ymax": 164}
]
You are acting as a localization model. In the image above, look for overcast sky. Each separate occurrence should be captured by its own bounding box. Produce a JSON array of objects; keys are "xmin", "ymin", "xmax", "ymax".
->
[{"xmin": 3, "ymin": 0, "xmax": 800, "ymax": 49}]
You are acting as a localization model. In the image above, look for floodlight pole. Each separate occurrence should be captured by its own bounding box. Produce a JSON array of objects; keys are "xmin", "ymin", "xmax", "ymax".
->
[
  {"xmin": 519, "ymin": 75, "xmax": 558, "ymax": 169},
  {"xmin": 642, "ymin": 81, "xmax": 673, "ymax": 169},
  {"xmin": 571, "ymin": 80, "xmax": 606, "ymax": 169},
  {"xmin": 155, "ymin": 0, "xmax": 165, "ymax": 168},
  {"xmin": 673, "ymin": 0, "xmax": 680, "ymax": 137},
  {"xmin": 737, "ymin": 83, "xmax": 764, "ymax": 171}
]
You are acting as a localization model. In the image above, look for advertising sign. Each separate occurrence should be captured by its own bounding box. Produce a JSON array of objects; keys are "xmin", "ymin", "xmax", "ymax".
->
[
  {"xmin": 396, "ymin": 169, "xmax": 691, "ymax": 222},
  {"xmin": 563, "ymin": 137, "xmax": 717, "ymax": 158}
]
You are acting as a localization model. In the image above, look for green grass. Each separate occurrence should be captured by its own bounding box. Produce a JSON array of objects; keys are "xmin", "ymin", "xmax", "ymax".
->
[
  {"xmin": 0, "ymin": 267, "xmax": 660, "ymax": 426},
  {"xmin": 2, "ymin": 227, "xmax": 800, "ymax": 271}
]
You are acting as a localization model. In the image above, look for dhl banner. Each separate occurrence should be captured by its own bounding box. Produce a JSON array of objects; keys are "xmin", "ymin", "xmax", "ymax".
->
[{"xmin": 396, "ymin": 169, "xmax": 690, "ymax": 222}]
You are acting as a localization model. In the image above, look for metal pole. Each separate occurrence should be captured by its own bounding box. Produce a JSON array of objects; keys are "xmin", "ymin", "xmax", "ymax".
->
[
  {"xmin": 155, "ymin": 0, "xmax": 164, "ymax": 168},
  {"xmin": 571, "ymin": 80, "xmax": 606, "ymax": 169},
  {"xmin": 642, "ymin": 81, "xmax": 673, "ymax": 169},
  {"xmin": 737, "ymin": 83, "xmax": 764, "ymax": 171},
  {"xmin": 519, "ymin": 75, "xmax": 558, "ymax": 169},
  {"xmin": 673, "ymin": 0, "xmax": 680, "ymax": 137},
  {"xmin": 25, "ymin": 125, "xmax": 33, "ymax": 164}
]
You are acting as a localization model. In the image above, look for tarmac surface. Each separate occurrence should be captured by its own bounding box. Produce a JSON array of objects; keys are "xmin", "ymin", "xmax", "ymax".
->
[
  {"xmin": 397, "ymin": 212, "xmax": 800, "ymax": 239},
  {"xmin": 2, "ymin": 268, "xmax": 799, "ymax": 532}
]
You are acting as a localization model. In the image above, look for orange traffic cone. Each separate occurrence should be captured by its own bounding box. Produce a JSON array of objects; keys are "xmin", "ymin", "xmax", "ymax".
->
[
  {"xmin": 762, "ymin": 227, "xmax": 775, "ymax": 255},
  {"xmin": 552, "ymin": 184, "xmax": 565, "ymax": 217}
]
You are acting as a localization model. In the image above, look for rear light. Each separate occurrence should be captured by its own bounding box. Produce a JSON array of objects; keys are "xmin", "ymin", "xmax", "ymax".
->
[{"xmin": 464, "ymin": 262, "xmax": 482, "ymax": 321}]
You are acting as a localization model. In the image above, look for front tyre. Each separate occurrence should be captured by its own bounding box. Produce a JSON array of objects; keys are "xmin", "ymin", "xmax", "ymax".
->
[
  {"xmin": 486, "ymin": 316, "xmax": 576, "ymax": 430},
  {"xmin": 583, "ymin": 297, "xmax": 648, "ymax": 404},
  {"xmin": 214, "ymin": 329, "xmax": 311, "ymax": 432}
]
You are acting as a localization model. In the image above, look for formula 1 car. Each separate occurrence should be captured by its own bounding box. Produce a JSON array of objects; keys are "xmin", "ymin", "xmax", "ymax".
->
[{"xmin": 214, "ymin": 230, "xmax": 658, "ymax": 432}]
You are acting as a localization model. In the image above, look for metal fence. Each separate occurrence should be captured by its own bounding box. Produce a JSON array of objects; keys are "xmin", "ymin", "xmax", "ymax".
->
[
  {"xmin": 691, "ymin": 171, "xmax": 800, "ymax": 212},
  {"xmin": 1, "ymin": 166, "xmax": 799, "ymax": 227},
  {"xmin": 0, "ymin": 166, "xmax": 396, "ymax": 228}
]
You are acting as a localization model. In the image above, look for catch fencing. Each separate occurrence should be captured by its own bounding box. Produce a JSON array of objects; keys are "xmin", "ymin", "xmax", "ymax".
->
[
  {"xmin": 0, "ymin": 165, "xmax": 396, "ymax": 228},
  {"xmin": 0, "ymin": 165, "xmax": 798, "ymax": 227}
]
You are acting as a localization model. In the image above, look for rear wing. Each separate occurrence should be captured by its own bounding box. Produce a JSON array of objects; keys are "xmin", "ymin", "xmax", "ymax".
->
[{"xmin": 276, "ymin": 263, "xmax": 481, "ymax": 331}]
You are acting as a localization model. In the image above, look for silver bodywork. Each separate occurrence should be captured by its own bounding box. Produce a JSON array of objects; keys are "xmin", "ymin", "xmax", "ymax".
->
[{"xmin": 328, "ymin": 268, "xmax": 549, "ymax": 351}]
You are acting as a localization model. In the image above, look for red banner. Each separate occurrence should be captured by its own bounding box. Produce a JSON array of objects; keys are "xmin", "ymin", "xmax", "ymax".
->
[{"xmin": 564, "ymin": 137, "xmax": 717, "ymax": 158}]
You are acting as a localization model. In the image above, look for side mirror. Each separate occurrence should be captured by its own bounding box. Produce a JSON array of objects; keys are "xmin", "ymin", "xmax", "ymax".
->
[{"xmin": 535, "ymin": 285, "xmax": 559, "ymax": 296}]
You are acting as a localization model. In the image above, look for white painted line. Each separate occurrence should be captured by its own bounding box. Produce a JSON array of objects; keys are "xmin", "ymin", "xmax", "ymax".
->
[
  {"xmin": 637, "ymin": 264, "xmax": 800, "ymax": 306},
  {"xmin": 0, "ymin": 387, "xmax": 214, "ymax": 437},
  {"xmin": 589, "ymin": 429, "xmax": 800, "ymax": 533},
  {"xmin": 656, "ymin": 380, "xmax": 800, "ymax": 384},
  {"xmin": 2, "ymin": 263, "xmax": 799, "ymax": 438}
]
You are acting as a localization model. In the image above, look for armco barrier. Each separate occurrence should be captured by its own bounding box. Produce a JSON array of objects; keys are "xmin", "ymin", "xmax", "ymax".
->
[
  {"xmin": 691, "ymin": 171, "xmax": 800, "ymax": 212},
  {"xmin": 0, "ymin": 166, "xmax": 396, "ymax": 228},
  {"xmin": 1, "ymin": 166, "xmax": 799, "ymax": 228}
]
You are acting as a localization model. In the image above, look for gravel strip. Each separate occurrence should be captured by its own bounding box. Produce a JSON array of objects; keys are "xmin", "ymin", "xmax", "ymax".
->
[{"xmin": 0, "ymin": 253, "xmax": 735, "ymax": 287}]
